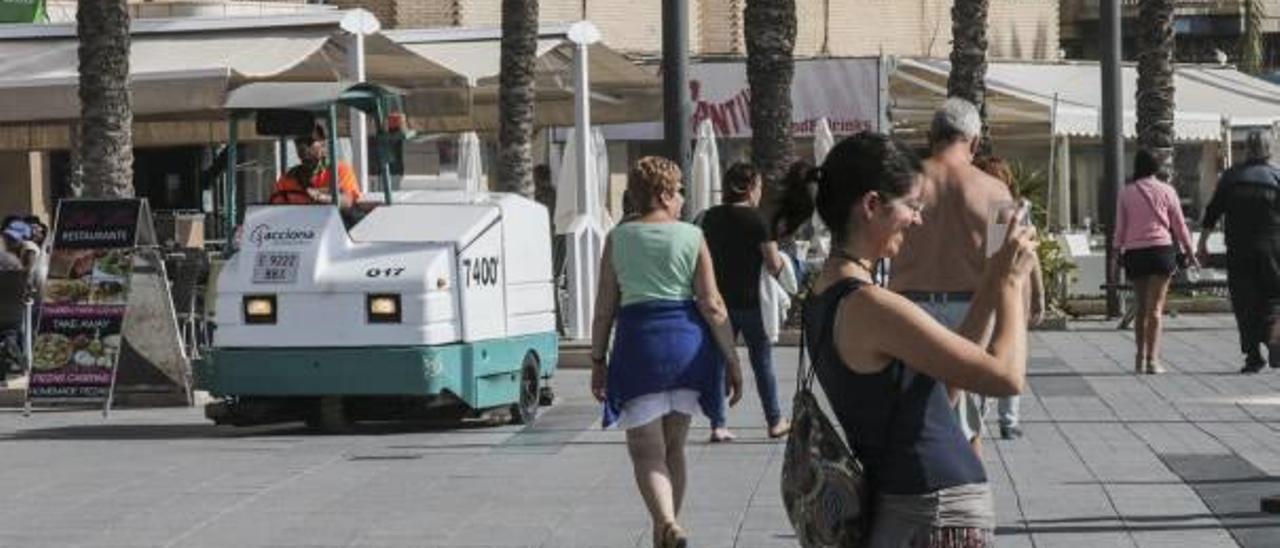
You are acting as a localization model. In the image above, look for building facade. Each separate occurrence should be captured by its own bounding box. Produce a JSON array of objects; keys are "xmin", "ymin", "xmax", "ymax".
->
[
  {"xmin": 330, "ymin": 0, "xmax": 1060, "ymax": 60},
  {"xmin": 1062, "ymin": 0, "xmax": 1280, "ymax": 70},
  {"xmin": 43, "ymin": 0, "xmax": 327, "ymax": 21},
  {"xmin": 4, "ymin": 0, "xmax": 1061, "ymax": 223}
]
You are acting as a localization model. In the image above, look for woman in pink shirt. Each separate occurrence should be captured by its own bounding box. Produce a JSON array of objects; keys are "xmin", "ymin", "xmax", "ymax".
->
[{"xmin": 1112, "ymin": 149, "xmax": 1198, "ymax": 374}]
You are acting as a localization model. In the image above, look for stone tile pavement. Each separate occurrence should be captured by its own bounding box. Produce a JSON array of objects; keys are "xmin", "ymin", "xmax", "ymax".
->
[{"xmin": 0, "ymin": 314, "xmax": 1273, "ymax": 547}]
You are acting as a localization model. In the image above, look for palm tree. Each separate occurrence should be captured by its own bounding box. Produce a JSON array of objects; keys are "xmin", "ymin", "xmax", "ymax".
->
[
  {"xmin": 947, "ymin": 0, "xmax": 991, "ymax": 155},
  {"xmin": 497, "ymin": 0, "xmax": 538, "ymax": 199},
  {"xmin": 77, "ymin": 0, "xmax": 133, "ymax": 197},
  {"xmin": 1240, "ymin": 0, "xmax": 1264, "ymax": 75},
  {"xmin": 744, "ymin": 0, "xmax": 797, "ymax": 193},
  {"xmin": 1136, "ymin": 0, "xmax": 1176, "ymax": 175}
]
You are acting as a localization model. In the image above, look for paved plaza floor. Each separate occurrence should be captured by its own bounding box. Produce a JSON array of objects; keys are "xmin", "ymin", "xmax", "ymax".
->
[{"xmin": 0, "ymin": 314, "xmax": 1276, "ymax": 547}]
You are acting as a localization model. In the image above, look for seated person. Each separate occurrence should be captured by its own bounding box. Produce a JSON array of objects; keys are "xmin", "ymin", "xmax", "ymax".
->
[
  {"xmin": 1, "ymin": 221, "xmax": 35, "ymax": 274},
  {"xmin": 270, "ymin": 126, "xmax": 362, "ymax": 210}
]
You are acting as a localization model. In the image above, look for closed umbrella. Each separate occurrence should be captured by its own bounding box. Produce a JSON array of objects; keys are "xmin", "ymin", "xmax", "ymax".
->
[
  {"xmin": 688, "ymin": 119, "xmax": 720, "ymax": 219},
  {"xmin": 457, "ymin": 131, "xmax": 484, "ymax": 193},
  {"xmin": 814, "ymin": 117, "xmax": 835, "ymax": 165},
  {"xmin": 554, "ymin": 128, "xmax": 613, "ymax": 234},
  {"xmin": 592, "ymin": 127, "xmax": 610, "ymax": 220}
]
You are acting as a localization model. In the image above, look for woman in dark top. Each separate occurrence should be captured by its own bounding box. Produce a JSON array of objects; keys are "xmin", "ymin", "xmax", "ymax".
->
[
  {"xmin": 701, "ymin": 163, "xmax": 790, "ymax": 441},
  {"xmin": 798, "ymin": 133, "xmax": 1037, "ymax": 546},
  {"xmin": 772, "ymin": 160, "xmax": 824, "ymax": 279}
]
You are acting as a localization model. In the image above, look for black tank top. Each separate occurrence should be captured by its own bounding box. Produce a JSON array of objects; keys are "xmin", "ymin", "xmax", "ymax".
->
[{"xmin": 803, "ymin": 278, "xmax": 987, "ymax": 495}]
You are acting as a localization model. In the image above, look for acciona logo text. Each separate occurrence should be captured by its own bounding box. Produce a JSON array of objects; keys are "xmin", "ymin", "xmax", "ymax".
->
[{"xmin": 249, "ymin": 224, "xmax": 316, "ymax": 247}]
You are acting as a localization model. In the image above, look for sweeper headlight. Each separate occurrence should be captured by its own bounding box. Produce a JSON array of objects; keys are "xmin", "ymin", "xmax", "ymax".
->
[
  {"xmin": 366, "ymin": 294, "xmax": 401, "ymax": 324},
  {"xmin": 243, "ymin": 295, "xmax": 277, "ymax": 325}
]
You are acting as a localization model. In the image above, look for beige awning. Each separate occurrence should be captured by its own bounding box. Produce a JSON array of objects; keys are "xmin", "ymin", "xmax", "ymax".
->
[
  {"xmin": 0, "ymin": 11, "xmax": 471, "ymax": 149},
  {"xmin": 892, "ymin": 58, "xmax": 1280, "ymax": 142},
  {"xmin": 388, "ymin": 24, "xmax": 661, "ymax": 131}
]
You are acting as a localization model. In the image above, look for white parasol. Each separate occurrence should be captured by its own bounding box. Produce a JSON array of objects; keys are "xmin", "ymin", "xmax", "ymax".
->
[
  {"xmin": 688, "ymin": 119, "xmax": 721, "ymax": 219},
  {"xmin": 457, "ymin": 131, "xmax": 484, "ymax": 193},
  {"xmin": 554, "ymin": 128, "xmax": 613, "ymax": 234},
  {"xmin": 593, "ymin": 127, "xmax": 610, "ymax": 219},
  {"xmin": 814, "ymin": 117, "xmax": 835, "ymax": 165}
]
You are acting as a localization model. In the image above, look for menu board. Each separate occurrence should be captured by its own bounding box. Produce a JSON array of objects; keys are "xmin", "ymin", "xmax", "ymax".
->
[{"xmin": 28, "ymin": 200, "xmax": 141, "ymax": 402}]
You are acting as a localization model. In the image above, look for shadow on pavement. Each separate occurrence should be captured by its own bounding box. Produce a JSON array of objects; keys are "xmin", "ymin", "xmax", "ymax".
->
[
  {"xmin": 0, "ymin": 422, "xmax": 296, "ymax": 440},
  {"xmin": 1066, "ymin": 477, "xmax": 1280, "ymax": 486},
  {"xmin": 0, "ymin": 418, "xmax": 516, "ymax": 441},
  {"xmin": 997, "ymin": 510, "xmax": 1280, "ymax": 535},
  {"xmin": 1026, "ymin": 371, "xmax": 1131, "ymax": 378},
  {"xmin": 1066, "ymin": 323, "xmax": 1229, "ymax": 333}
]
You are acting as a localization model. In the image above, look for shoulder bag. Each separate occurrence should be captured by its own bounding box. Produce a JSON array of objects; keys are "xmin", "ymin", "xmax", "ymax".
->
[{"xmin": 781, "ymin": 280, "xmax": 902, "ymax": 548}]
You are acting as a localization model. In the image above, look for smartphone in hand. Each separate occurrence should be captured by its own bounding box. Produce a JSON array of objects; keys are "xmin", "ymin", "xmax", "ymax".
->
[{"xmin": 986, "ymin": 199, "xmax": 1031, "ymax": 257}]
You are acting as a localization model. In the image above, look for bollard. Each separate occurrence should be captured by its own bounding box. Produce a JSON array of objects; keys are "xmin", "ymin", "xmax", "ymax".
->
[
  {"xmin": 21, "ymin": 298, "xmax": 31, "ymax": 418},
  {"xmin": 21, "ymin": 298, "xmax": 31, "ymax": 376}
]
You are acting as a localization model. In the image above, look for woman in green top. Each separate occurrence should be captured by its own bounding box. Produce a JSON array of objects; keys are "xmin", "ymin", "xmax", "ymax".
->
[{"xmin": 591, "ymin": 156, "xmax": 743, "ymax": 548}]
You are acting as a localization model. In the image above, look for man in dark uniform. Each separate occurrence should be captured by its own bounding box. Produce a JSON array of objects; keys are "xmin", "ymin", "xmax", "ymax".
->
[{"xmin": 1198, "ymin": 130, "xmax": 1280, "ymax": 373}]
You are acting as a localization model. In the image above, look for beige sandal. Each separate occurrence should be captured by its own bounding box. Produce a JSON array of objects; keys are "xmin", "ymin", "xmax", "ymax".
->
[
  {"xmin": 659, "ymin": 522, "xmax": 688, "ymax": 548},
  {"xmin": 709, "ymin": 427, "xmax": 736, "ymax": 443}
]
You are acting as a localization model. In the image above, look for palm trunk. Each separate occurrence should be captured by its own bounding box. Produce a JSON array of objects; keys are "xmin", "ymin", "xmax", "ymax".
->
[
  {"xmin": 77, "ymin": 0, "xmax": 133, "ymax": 198},
  {"xmin": 1240, "ymin": 0, "xmax": 1264, "ymax": 75},
  {"xmin": 497, "ymin": 0, "xmax": 538, "ymax": 199},
  {"xmin": 947, "ymin": 0, "xmax": 991, "ymax": 156},
  {"xmin": 745, "ymin": 0, "xmax": 797, "ymax": 193},
  {"xmin": 67, "ymin": 122, "xmax": 84, "ymax": 197},
  {"xmin": 1136, "ymin": 0, "xmax": 1176, "ymax": 175}
]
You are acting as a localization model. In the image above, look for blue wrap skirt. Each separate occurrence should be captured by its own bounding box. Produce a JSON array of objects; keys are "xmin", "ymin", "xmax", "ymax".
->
[{"xmin": 603, "ymin": 300, "xmax": 723, "ymax": 428}]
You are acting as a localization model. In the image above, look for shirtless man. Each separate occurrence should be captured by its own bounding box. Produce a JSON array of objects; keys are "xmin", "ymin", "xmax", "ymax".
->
[{"xmin": 889, "ymin": 98, "xmax": 1014, "ymax": 454}]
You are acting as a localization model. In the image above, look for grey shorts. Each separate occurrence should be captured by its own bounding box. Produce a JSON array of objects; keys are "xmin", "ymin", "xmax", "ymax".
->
[
  {"xmin": 868, "ymin": 483, "xmax": 996, "ymax": 548},
  {"xmin": 903, "ymin": 292, "xmax": 985, "ymax": 441}
]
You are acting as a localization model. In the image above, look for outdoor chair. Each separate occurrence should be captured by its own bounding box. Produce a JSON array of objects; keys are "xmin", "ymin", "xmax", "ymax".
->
[{"xmin": 164, "ymin": 250, "xmax": 210, "ymax": 360}]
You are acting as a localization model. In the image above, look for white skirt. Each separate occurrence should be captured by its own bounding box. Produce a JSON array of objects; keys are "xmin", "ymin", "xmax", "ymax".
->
[{"xmin": 611, "ymin": 388, "xmax": 701, "ymax": 430}]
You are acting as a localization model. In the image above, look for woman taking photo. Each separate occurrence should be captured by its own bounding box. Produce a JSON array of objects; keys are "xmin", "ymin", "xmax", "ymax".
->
[
  {"xmin": 1112, "ymin": 149, "xmax": 1198, "ymax": 374},
  {"xmin": 590, "ymin": 156, "xmax": 743, "ymax": 548},
  {"xmin": 801, "ymin": 133, "xmax": 1037, "ymax": 546}
]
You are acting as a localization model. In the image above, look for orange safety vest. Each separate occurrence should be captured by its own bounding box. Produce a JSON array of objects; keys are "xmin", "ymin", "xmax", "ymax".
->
[{"xmin": 270, "ymin": 162, "xmax": 362, "ymax": 205}]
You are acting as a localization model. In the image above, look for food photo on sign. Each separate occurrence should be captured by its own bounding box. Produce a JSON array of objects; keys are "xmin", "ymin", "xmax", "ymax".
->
[
  {"xmin": 29, "ymin": 309, "xmax": 122, "ymax": 398},
  {"xmin": 89, "ymin": 249, "xmax": 131, "ymax": 305},
  {"xmin": 45, "ymin": 248, "xmax": 132, "ymax": 305},
  {"xmin": 32, "ymin": 332, "xmax": 121, "ymax": 372}
]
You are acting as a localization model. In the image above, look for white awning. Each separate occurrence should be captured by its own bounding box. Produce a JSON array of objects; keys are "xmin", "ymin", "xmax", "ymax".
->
[
  {"xmin": 388, "ymin": 23, "xmax": 661, "ymax": 131},
  {"xmin": 0, "ymin": 11, "xmax": 470, "ymax": 149},
  {"xmin": 893, "ymin": 58, "xmax": 1280, "ymax": 142}
]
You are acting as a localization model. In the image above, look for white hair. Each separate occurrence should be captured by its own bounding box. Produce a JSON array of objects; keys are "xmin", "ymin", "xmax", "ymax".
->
[{"xmin": 930, "ymin": 97, "xmax": 983, "ymax": 143}]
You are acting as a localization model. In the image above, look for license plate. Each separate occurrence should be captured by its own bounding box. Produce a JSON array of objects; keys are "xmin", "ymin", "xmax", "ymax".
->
[{"xmin": 252, "ymin": 251, "xmax": 299, "ymax": 284}]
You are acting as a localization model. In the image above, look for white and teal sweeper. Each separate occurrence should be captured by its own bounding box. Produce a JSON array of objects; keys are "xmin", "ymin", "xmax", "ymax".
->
[{"xmin": 196, "ymin": 191, "xmax": 558, "ymax": 429}]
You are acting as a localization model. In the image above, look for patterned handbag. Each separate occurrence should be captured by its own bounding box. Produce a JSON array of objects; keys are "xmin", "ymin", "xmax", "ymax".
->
[
  {"xmin": 782, "ymin": 281, "xmax": 902, "ymax": 548},
  {"xmin": 781, "ymin": 384, "xmax": 870, "ymax": 548},
  {"xmin": 781, "ymin": 284, "xmax": 870, "ymax": 548}
]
